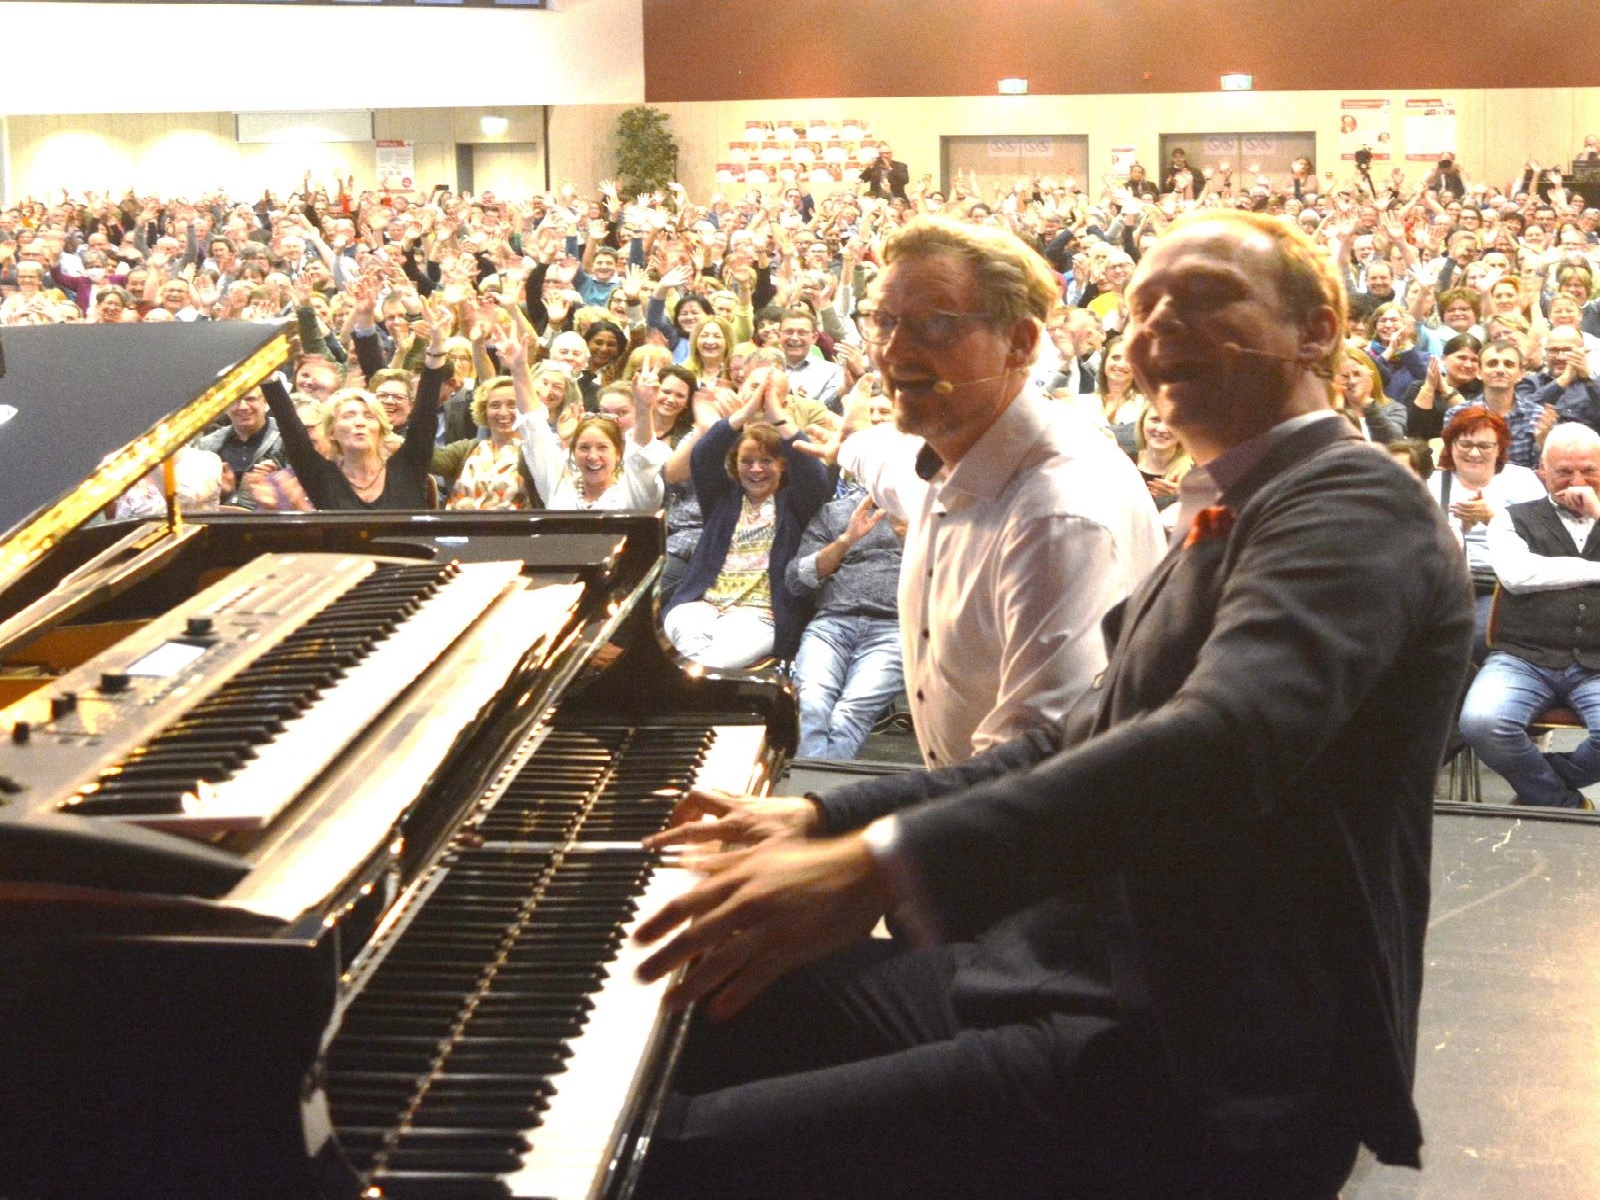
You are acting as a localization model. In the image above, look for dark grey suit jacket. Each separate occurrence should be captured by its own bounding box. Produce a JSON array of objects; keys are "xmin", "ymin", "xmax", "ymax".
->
[{"xmin": 818, "ymin": 416, "xmax": 1473, "ymax": 1174}]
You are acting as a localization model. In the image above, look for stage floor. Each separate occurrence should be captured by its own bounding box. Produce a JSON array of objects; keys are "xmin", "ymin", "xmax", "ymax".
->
[{"xmin": 1349, "ymin": 804, "xmax": 1600, "ymax": 1199}]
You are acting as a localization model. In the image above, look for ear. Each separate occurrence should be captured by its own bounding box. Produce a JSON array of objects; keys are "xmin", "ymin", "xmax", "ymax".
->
[
  {"xmin": 1007, "ymin": 316, "xmax": 1041, "ymax": 368},
  {"xmin": 1300, "ymin": 304, "xmax": 1342, "ymax": 366}
]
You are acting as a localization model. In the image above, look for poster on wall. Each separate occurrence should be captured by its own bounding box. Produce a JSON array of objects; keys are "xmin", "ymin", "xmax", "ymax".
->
[
  {"xmin": 1404, "ymin": 100, "xmax": 1456, "ymax": 162},
  {"xmin": 1109, "ymin": 145, "xmax": 1139, "ymax": 179},
  {"xmin": 1339, "ymin": 99, "xmax": 1391, "ymax": 161},
  {"xmin": 376, "ymin": 140, "xmax": 415, "ymax": 193}
]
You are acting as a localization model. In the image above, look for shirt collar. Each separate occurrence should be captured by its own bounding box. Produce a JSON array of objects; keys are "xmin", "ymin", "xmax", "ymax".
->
[
  {"xmin": 916, "ymin": 387, "xmax": 1054, "ymax": 502},
  {"xmin": 1174, "ymin": 409, "xmax": 1340, "ymax": 541},
  {"xmin": 1202, "ymin": 408, "xmax": 1341, "ymax": 496},
  {"xmin": 1547, "ymin": 495, "xmax": 1593, "ymax": 524}
]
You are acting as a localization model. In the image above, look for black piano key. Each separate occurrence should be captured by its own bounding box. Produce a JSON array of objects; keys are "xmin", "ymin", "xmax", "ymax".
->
[
  {"xmin": 382, "ymin": 1147, "xmax": 527, "ymax": 1175},
  {"xmin": 66, "ymin": 794, "xmax": 188, "ymax": 816},
  {"xmin": 319, "ymin": 719, "xmax": 737, "ymax": 1196}
]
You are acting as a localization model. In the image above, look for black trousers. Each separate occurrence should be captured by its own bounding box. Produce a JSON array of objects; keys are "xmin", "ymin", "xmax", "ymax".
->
[{"xmin": 635, "ymin": 940, "xmax": 1360, "ymax": 1200}]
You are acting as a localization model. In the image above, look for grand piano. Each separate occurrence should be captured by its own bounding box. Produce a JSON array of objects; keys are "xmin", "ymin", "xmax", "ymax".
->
[{"xmin": 0, "ymin": 322, "xmax": 796, "ymax": 1200}]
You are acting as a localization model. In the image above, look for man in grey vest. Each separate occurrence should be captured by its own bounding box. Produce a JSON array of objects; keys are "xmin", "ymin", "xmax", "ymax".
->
[{"xmin": 1461, "ymin": 422, "xmax": 1600, "ymax": 808}]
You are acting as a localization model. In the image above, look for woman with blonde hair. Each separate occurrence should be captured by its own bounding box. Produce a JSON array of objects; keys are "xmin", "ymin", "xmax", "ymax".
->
[
  {"xmin": 262, "ymin": 296, "xmax": 450, "ymax": 509},
  {"xmin": 1131, "ymin": 401, "xmax": 1191, "ymax": 511},
  {"xmin": 1095, "ymin": 337, "xmax": 1144, "ymax": 457},
  {"xmin": 1366, "ymin": 302, "xmax": 1428, "ymax": 400},
  {"xmin": 1333, "ymin": 346, "xmax": 1407, "ymax": 443},
  {"xmin": 686, "ymin": 315, "xmax": 736, "ymax": 389},
  {"xmin": 436, "ymin": 375, "xmax": 542, "ymax": 511}
]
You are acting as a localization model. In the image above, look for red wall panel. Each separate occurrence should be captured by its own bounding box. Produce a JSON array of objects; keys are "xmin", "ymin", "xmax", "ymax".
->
[{"xmin": 642, "ymin": 0, "xmax": 1582, "ymax": 102}]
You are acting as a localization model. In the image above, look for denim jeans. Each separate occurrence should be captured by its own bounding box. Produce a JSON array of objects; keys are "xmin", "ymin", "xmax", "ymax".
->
[
  {"xmin": 793, "ymin": 614, "xmax": 904, "ymax": 760},
  {"xmin": 1459, "ymin": 651, "xmax": 1600, "ymax": 808}
]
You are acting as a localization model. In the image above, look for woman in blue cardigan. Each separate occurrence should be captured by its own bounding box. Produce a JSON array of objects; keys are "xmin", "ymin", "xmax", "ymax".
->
[{"xmin": 662, "ymin": 367, "xmax": 832, "ymax": 669}]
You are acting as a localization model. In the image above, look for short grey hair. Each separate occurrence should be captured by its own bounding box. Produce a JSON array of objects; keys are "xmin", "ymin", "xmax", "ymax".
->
[{"xmin": 1542, "ymin": 421, "xmax": 1600, "ymax": 462}]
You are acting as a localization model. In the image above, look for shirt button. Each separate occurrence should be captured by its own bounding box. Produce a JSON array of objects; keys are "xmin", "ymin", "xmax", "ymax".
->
[
  {"xmin": 915, "ymin": 689, "xmax": 925, "ymax": 701},
  {"xmin": 928, "ymin": 750, "xmax": 939, "ymax": 762},
  {"xmin": 921, "ymin": 628, "xmax": 929, "ymax": 639}
]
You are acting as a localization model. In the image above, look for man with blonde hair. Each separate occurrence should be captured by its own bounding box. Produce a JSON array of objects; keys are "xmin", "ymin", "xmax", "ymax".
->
[
  {"xmin": 827, "ymin": 216, "xmax": 1161, "ymax": 767},
  {"xmin": 635, "ymin": 208, "xmax": 1471, "ymax": 1199}
]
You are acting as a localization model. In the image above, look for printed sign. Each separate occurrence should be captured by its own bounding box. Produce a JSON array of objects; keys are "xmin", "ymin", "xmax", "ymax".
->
[
  {"xmin": 376, "ymin": 140, "xmax": 415, "ymax": 193},
  {"xmin": 1339, "ymin": 98, "xmax": 1392, "ymax": 161}
]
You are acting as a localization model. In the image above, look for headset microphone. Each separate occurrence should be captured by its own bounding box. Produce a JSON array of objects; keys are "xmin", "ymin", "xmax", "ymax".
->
[
  {"xmin": 1218, "ymin": 341, "xmax": 1305, "ymax": 367},
  {"xmin": 928, "ymin": 372, "xmax": 1013, "ymax": 395}
]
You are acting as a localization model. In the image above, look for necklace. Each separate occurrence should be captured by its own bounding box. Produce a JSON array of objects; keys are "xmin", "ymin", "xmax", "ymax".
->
[{"xmin": 346, "ymin": 462, "xmax": 387, "ymax": 492}]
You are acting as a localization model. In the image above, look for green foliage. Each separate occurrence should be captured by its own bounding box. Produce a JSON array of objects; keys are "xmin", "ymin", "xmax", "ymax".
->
[{"xmin": 615, "ymin": 105, "xmax": 679, "ymax": 197}]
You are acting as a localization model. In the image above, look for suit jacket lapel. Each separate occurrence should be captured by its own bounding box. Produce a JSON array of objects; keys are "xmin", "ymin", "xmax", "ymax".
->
[{"xmin": 1111, "ymin": 416, "xmax": 1363, "ymax": 655}]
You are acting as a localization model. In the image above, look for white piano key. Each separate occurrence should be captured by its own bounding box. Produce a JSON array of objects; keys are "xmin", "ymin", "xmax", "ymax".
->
[
  {"xmin": 490, "ymin": 722, "xmax": 770, "ymax": 1199},
  {"xmin": 499, "ymin": 859, "xmax": 693, "ymax": 1200},
  {"xmin": 149, "ymin": 561, "xmax": 525, "ymax": 834}
]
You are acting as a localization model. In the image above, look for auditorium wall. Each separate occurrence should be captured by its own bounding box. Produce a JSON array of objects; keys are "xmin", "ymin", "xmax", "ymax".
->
[
  {"xmin": 5, "ymin": 109, "xmax": 550, "ymax": 201},
  {"xmin": 556, "ymin": 89, "xmax": 1600, "ymax": 204},
  {"xmin": 8, "ymin": 88, "xmax": 1600, "ymax": 205},
  {"xmin": 0, "ymin": 1, "xmax": 644, "ymax": 117},
  {"xmin": 639, "ymin": 0, "xmax": 1589, "ymax": 102}
]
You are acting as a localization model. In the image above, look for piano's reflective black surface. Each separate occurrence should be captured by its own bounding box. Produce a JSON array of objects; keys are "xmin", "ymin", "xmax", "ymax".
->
[{"xmin": 0, "ymin": 327, "xmax": 795, "ymax": 1200}]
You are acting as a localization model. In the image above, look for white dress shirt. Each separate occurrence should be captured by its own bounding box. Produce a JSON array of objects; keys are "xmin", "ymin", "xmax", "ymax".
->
[
  {"xmin": 839, "ymin": 387, "xmax": 1164, "ymax": 766},
  {"xmin": 1488, "ymin": 494, "xmax": 1600, "ymax": 592}
]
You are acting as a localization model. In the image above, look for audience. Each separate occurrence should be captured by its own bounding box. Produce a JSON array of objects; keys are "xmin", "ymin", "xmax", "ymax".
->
[
  {"xmin": 9, "ymin": 138, "xmax": 1600, "ymax": 774},
  {"xmin": 1460, "ymin": 423, "xmax": 1600, "ymax": 808}
]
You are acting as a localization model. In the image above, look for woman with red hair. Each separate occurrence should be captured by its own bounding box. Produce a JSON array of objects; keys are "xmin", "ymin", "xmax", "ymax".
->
[{"xmin": 1431, "ymin": 407, "xmax": 1544, "ymax": 657}]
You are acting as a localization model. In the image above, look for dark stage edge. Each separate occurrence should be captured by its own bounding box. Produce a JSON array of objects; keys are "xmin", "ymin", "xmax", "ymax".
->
[{"xmin": 780, "ymin": 764, "xmax": 1600, "ymax": 1200}]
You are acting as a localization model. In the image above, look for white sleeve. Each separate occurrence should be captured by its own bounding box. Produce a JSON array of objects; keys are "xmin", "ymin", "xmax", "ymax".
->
[
  {"xmin": 618, "ymin": 433, "xmax": 670, "ymax": 509},
  {"xmin": 516, "ymin": 410, "xmax": 568, "ymax": 504},
  {"xmin": 837, "ymin": 423, "xmax": 929, "ymax": 523},
  {"xmin": 1487, "ymin": 506, "xmax": 1600, "ymax": 592}
]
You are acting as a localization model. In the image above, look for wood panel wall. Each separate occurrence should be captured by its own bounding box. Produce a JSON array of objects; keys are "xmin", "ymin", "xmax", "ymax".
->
[{"xmin": 642, "ymin": 0, "xmax": 1586, "ymax": 102}]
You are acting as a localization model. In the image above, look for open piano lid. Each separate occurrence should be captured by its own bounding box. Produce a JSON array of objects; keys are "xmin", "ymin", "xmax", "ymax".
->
[{"xmin": 0, "ymin": 320, "xmax": 290, "ymax": 602}]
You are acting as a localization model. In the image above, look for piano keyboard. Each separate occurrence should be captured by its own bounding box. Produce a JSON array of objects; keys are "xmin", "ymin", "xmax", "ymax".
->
[
  {"xmin": 54, "ymin": 558, "xmax": 524, "ymax": 834},
  {"xmin": 325, "ymin": 715, "xmax": 769, "ymax": 1200}
]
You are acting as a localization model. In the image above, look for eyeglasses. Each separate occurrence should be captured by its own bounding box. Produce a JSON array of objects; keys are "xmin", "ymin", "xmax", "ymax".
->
[
  {"xmin": 858, "ymin": 309, "xmax": 992, "ymax": 348},
  {"xmin": 374, "ymin": 390, "xmax": 411, "ymax": 402},
  {"xmin": 1454, "ymin": 440, "xmax": 1498, "ymax": 454}
]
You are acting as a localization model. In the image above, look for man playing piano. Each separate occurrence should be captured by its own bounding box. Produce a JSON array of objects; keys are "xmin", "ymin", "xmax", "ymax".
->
[{"xmin": 633, "ymin": 210, "xmax": 1474, "ymax": 1198}]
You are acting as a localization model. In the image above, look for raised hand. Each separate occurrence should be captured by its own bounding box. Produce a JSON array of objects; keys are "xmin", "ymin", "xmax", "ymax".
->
[
  {"xmin": 842, "ymin": 493, "xmax": 887, "ymax": 544},
  {"xmin": 350, "ymin": 273, "xmax": 380, "ymax": 325},
  {"xmin": 495, "ymin": 330, "xmax": 531, "ymax": 373},
  {"xmin": 655, "ymin": 264, "xmax": 694, "ymax": 294},
  {"xmin": 421, "ymin": 292, "xmax": 453, "ymax": 354}
]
